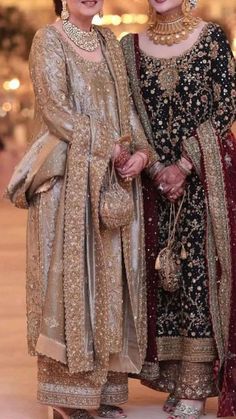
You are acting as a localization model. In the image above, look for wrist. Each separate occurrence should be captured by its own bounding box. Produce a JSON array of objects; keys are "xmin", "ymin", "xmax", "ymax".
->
[
  {"xmin": 135, "ymin": 148, "xmax": 150, "ymax": 167},
  {"xmin": 135, "ymin": 151, "xmax": 149, "ymax": 169},
  {"xmin": 176, "ymin": 156, "xmax": 193, "ymax": 176},
  {"xmin": 148, "ymin": 160, "xmax": 165, "ymax": 179}
]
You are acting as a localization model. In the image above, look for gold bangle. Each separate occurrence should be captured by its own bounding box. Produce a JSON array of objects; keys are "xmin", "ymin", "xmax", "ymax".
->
[{"xmin": 176, "ymin": 160, "xmax": 192, "ymax": 176}]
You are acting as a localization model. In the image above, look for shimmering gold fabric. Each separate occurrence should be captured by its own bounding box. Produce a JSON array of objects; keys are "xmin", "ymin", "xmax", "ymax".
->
[
  {"xmin": 142, "ymin": 361, "xmax": 217, "ymax": 399},
  {"xmin": 7, "ymin": 25, "xmax": 153, "ymax": 408}
]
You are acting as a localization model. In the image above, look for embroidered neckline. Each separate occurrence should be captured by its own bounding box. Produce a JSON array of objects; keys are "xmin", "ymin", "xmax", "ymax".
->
[{"xmin": 47, "ymin": 25, "xmax": 106, "ymax": 67}]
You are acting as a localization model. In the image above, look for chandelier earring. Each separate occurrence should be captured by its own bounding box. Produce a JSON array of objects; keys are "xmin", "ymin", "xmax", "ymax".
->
[
  {"xmin": 189, "ymin": 0, "xmax": 198, "ymax": 8},
  {"xmin": 181, "ymin": 0, "xmax": 191, "ymax": 17},
  {"xmin": 61, "ymin": 0, "xmax": 69, "ymax": 21},
  {"xmin": 182, "ymin": 0, "xmax": 198, "ymax": 15}
]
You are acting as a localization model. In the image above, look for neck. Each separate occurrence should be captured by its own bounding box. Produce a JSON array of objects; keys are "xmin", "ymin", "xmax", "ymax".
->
[
  {"xmin": 154, "ymin": 6, "xmax": 184, "ymax": 23},
  {"xmin": 161, "ymin": 5, "xmax": 183, "ymax": 17},
  {"xmin": 69, "ymin": 15, "xmax": 93, "ymax": 31}
]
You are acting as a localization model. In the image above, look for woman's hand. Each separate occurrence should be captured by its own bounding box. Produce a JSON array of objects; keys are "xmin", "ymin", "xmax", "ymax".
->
[
  {"xmin": 155, "ymin": 164, "xmax": 187, "ymax": 202},
  {"xmin": 166, "ymin": 184, "xmax": 186, "ymax": 202},
  {"xmin": 118, "ymin": 151, "xmax": 148, "ymax": 180},
  {"xmin": 156, "ymin": 164, "xmax": 186, "ymax": 186}
]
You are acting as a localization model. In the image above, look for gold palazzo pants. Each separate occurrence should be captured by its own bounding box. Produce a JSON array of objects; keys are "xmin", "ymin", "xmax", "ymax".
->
[{"xmin": 38, "ymin": 356, "xmax": 128, "ymax": 409}]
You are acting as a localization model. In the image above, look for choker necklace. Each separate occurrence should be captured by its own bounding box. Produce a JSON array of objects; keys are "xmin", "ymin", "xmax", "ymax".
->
[
  {"xmin": 62, "ymin": 20, "xmax": 100, "ymax": 52},
  {"xmin": 147, "ymin": 10, "xmax": 201, "ymax": 46}
]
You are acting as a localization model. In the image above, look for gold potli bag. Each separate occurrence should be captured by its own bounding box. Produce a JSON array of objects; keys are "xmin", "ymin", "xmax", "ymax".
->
[
  {"xmin": 155, "ymin": 193, "xmax": 187, "ymax": 292},
  {"xmin": 100, "ymin": 161, "xmax": 134, "ymax": 230}
]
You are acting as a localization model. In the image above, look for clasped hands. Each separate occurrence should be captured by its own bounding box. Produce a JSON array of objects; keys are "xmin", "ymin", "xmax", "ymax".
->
[
  {"xmin": 113, "ymin": 144, "xmax": 148, "ymax": 181},
  {"xmin": 155, "ymin": 164, "xmax": 187, "ymax": 202},
  {"xmin": 112, "ymin": 145, "xmax": 191, "ymax": 202}
]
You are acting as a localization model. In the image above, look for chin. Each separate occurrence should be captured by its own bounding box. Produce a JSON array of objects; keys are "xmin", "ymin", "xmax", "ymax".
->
[
  {"xmin": 150, "ymin": 0, "xmax": 181, "ymax": 14},
  {"xmin": 79, "ymin": 0, "xmax": 101, "ymax": 17}
]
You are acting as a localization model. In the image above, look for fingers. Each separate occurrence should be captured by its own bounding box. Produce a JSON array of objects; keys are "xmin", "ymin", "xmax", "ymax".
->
[
  {"xmin": 166, "ymin": 187, "xmax": 185, "ymax": 202},
  {"xmin": 120, "ymin": 160, "xmax": 135, "ymax": 172}
]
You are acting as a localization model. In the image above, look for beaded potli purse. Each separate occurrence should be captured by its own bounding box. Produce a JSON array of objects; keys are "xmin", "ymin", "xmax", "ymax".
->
[
  {"xmin": 100, "ymin": 161, "xmax": 134, "ymax": 230},
  {"xmin": 155, "ymin": 193, "xmax": 187, "ymax": 292}
]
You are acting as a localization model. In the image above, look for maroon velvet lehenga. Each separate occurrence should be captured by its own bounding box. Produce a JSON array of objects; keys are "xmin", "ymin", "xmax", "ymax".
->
[{"xmin": 121, "ymin": 23, "xmax": 236, "ymax": 417}]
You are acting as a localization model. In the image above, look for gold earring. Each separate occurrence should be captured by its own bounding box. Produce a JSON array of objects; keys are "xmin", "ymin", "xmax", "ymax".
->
[
  {"xmin": 182, "ymin": 0, "xmax": 191, "ymax": 16},
  {"xmin": 61, "ymin": 0, "xmax": 69, "ymax": 21},
  {"xmin": 99, "ymin": 9, "xmax": 104, "ymax": 19}
]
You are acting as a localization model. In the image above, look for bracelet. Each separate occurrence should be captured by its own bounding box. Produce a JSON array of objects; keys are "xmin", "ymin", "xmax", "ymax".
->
[
  {"xmin": 148, "ymin": 161, "xmax": 165, "ymax": 179},
  {"xmin": 176, "ymin": 158, "xmax": 192, "ymax": 176}
]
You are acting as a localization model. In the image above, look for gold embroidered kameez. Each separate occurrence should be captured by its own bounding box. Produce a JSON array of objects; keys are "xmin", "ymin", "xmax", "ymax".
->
[{"xmin": 7, "ymin": 25, "xmax": 156, "ymax": 409}]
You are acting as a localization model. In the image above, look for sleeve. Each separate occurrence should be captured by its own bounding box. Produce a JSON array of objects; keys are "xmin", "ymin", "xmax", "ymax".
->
[
  {"xmin": 210, "ymin": 26, "xmax": 236, "ymax": 137},
  {"xmin": 130, "ymin": 98, "xmax": 159, "ymax": 166},
  {"xmin": 29, "ymin": 28, "xmax": 89, "ymax": 143}
]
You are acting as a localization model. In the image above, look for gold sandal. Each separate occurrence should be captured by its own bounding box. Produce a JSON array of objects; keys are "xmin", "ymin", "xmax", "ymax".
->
[
  {"xmin": 97, "ymin": 404, "xmax": 127, "ymax": 418},
  {"xmin": 53, "ymin": 407, "xmax": 94, "ymax": 419},
  {"xmin": 168, "ymin": 401, "xmax": 205, "ymax": 419},
  {"xmin": 163, "ymin": 394, "xmax": 179, "ymax": 413}
]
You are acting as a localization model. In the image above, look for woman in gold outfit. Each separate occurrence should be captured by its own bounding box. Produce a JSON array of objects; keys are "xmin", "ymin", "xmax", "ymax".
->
[
  {"xmin": 121, "ymin": 0, "xmax": 236, "ymax": 418},
  {"xmin": 7, "ymin": 0, "xmax": 158, "ymax": 418}
]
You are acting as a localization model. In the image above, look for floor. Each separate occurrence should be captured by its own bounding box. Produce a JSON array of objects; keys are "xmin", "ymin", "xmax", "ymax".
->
[{"xmin": 0, "ymin": 167, "xmax": 224, "ymax": 419}]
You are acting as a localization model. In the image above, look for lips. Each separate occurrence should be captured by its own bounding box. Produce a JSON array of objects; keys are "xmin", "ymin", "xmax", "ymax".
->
[{"xmin": 81, "ymin": 0, "xmax": 98, "ymax": 6}]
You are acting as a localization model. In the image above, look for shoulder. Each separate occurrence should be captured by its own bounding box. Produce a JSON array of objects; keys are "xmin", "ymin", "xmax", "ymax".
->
[
  {"xmin": 30, "ymin": 25, "xmax": 63, "ymax": 56},
  {"xmin": 29, "ymin": 26, "xmax": 65, "ymax": 68},
  {"xmin": 32, "ymin": 26, "xmax": 58, "ymax": 44},
  {"xmin": 120, "ymin": 33, "xmax": 136, "ymax": 49},
  {"xmin": 204, "ymin": 22, "xmax": 231, "ymax": 47}
]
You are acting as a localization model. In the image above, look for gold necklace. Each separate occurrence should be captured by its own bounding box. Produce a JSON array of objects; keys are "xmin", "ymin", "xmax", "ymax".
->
[
  {"xmin": 147, "ymin": 10, "xmax": 201, "ymax": 46},
  {"xmin": 62, "ymin": 20, "xmax": 100, "ymax": 52}
]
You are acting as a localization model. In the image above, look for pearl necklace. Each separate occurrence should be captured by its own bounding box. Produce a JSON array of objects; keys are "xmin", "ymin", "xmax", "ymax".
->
[
  {"xmin": 62, "ymin": 20, "xmax": 100, "ymax": 52},
  {"xmin": 147, "ymin": 10, "xmax": 201, "ymax": 46}
]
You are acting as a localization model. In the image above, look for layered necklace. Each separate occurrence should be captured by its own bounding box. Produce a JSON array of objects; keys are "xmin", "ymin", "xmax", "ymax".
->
[
  {"xmin": 147, "ymin": 9, "xmax": 201, "ymax": 46},
  {"xmin": 62, "ymin": 19, "xmax": 100, "ymax": 52}
]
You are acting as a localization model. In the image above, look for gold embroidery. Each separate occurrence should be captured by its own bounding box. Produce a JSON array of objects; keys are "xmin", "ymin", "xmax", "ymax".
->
[
  {"xmin": 159, "ymin": 67, "xmax": 180, "ymax": 95},
  {"xmin": 206, "ymin": 211, "xmax": 224, "ymax": 365},
  {"xmin": 182, "ymin": 136, "xmax": 202, "ymax": 177},
  {"xmin": 38, "ymin": 356, "xmax": 128, "ymax": 409},
  {"xmin": 101, "ymin": 372, "xmax": 128, "ymax": 405},
  {"xmin": 157, "ymin": 336, "xmax": 217, "ymax": 362},
  {"xmin": 183, "ymin": 134, "xmax": 225, "ymax": 365},
  {"xmin": 142, "ymin": 361, "xmax": 217, "ymax": 399},
  {"xmin": 197, "ymin": 121, "xmax": 231, "ymax": 347},
  {"xmin": 26, "ymin": 195, "xmax": 42, "ymax": 355},
  {"xmin": 120, "ymin": 34, "xmax": 156, "ymax": 150},
  {"xmin": 174, "ymin": 361, "xmax": 217, "ymax": 399}
]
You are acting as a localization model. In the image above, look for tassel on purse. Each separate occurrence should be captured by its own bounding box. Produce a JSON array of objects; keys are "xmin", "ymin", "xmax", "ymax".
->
[{"xmin": 155, "ymin": 193, "xmax": 187, "ymax": 293}]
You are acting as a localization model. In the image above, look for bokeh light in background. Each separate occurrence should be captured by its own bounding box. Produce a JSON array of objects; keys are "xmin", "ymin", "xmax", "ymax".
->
[{"xmin": 0, "ymin": 0, "xmax": 235, "ymax": 194}]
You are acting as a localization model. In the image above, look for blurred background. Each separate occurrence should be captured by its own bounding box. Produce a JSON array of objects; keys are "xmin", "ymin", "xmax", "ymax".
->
[{"xmin": 0, "ymin": 0, "xmax": 235, "ymax": 195}]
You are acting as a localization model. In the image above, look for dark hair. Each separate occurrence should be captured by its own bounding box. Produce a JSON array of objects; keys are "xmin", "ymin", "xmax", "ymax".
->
[{"xmin": 53, "ymin": 0, "xmax": 63, "ymax": 16}]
